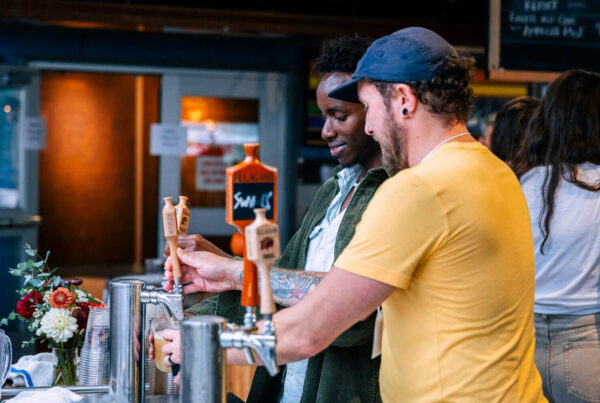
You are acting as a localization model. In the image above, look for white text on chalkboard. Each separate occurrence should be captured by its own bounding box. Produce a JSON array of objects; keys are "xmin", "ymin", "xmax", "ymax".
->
[{"xmin": 233, "ymin": 191, "xmax": 273, "ymax": 211}]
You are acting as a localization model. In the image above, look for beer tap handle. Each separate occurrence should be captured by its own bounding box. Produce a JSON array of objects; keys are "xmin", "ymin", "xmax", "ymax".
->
[
  {"xmin": 167, "ymin": 239, "xmax": 181, "ymax": 281},
  {"xmin": 163, "ymin": 197, "xmax": 182, "ymax": 289},
  {"xmin": 175, "ymin": 196, "xmax": 191, "ymax": 235},
  {"xmin": 245, "ymin": 208, "xmax": 280, "ymax": 316},
  {"xmin": 225, "ymin": 142, "xmax": 277, "ymax": 310}
]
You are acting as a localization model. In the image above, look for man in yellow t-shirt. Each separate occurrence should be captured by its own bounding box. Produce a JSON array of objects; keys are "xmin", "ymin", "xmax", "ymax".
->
[
  {"xmin": 333, "ymin": 140, "xmax": 543, "ymax": 401},
  {"xmin": 179, "ymin": 27, "xmax": 545, "ymax": 402}
]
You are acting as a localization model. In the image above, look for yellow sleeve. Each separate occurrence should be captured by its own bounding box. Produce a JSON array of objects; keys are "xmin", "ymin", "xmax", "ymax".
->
[{"xmin": 334, "ymin": 171, "xmax": 448, "ymax": 288}]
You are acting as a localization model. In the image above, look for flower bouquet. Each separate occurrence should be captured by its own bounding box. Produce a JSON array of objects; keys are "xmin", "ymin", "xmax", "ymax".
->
[{"xmin": 0, "ymin": 244, "xmax": 104, "ymax": 386}]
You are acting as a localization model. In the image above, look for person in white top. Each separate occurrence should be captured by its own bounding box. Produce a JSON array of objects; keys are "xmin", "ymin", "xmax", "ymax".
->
[{"xmin": 515, "ymin": 69, "xmax": 600, "ymax": 403}]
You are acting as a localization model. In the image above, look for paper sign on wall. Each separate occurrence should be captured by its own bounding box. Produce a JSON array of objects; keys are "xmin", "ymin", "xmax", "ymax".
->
[
  {"xmin": 150, "ymin": 124, "xmax": 187, "ymax": 156},
  {"xmin": 195, "ymin": 155, "xmax": 227, "ymax": 191},
  {"xmin": 19, "ymin": 118, "xmax": 46, "ymax": 150}
]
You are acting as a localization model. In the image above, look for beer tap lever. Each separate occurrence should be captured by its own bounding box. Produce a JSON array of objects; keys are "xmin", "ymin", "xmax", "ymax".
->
[{"xmin": 243, "ymin": 208, "xmax": 281, "ymax": 375}]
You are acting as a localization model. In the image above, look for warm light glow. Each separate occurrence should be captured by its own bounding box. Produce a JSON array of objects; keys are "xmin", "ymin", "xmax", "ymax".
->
[
  {"xmin": 3, "ymin": 105, "xmax": 11, "ymax": 113},
  {"xmin": 187, "ymin": 108, "xmax": 204, "ymax": 122},
  {"xmin": 181, "ymin": 96, "xmax": 258, "ymax": 124},
  {"xmin": 205, "ymin": 119, "xmax": 216, "ymax": 131}
]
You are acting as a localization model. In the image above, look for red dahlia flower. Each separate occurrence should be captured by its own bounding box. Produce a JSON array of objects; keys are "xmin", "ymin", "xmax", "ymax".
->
[
  {"xmin": 71, "ymin": 302, "xmax": 91, "ymax": 329},
  {"xmin": 16, "ymin": 291, "xmax": 43, "ymax": 319}
]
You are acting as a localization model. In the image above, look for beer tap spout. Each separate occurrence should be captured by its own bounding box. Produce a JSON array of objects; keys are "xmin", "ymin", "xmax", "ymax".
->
[{"xmin": 140, "ymin": 287, "xmax": 184, "ymax": 323}]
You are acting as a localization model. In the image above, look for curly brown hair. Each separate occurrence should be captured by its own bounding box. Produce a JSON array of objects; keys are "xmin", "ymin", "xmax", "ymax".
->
[{"xmin": 373, "ymin": 54, "xmax": 476, "ymax": 125}]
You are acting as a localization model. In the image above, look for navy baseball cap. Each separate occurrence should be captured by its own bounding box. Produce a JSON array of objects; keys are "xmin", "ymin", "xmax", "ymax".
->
[{"xmin": 328, "ymin": 27, "xmax": 458, "ymax": 102}]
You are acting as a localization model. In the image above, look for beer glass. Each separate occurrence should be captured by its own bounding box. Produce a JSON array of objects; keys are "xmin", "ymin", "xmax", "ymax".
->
[{"xmin": 151, "ymin": 318, "xmax": 178, "ymax": 373}]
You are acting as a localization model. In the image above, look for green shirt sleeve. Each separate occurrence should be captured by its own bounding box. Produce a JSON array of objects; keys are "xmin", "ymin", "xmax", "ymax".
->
[{"xmin": 184, "ymin": 295, "xmax": 218, "ymax": 316}]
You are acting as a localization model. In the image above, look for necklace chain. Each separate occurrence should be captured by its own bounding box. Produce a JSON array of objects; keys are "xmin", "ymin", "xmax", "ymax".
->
[{"xmin": 420, "ymin": 132, "xmax": 470, "ymax": 164}]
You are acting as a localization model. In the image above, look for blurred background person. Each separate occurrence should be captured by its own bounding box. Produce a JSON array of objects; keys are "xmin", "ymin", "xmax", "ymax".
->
[
  {"xmin": 490, "ymin": 96, "xmax": 540, "ymax": 168},
  {"xmin": 514, "ymin": 69, "xmax": 600, "ymax": 403}
]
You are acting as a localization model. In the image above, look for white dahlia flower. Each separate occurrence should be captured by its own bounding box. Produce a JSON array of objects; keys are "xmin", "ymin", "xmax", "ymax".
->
[{"xmin": 40, "ymin": 308, "xmax": 78, "ymax": 343}]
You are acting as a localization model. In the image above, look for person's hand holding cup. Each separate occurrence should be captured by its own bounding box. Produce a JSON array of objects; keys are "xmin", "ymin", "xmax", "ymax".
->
[{"xmin": 150, "ymin": 318, "xmax": 180, "ymax": 378}]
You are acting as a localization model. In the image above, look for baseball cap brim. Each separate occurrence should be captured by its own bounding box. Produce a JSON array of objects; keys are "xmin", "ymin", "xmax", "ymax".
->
[{"xmin": 327, "ymin": 77, "xmax": 362, "ymax": 103}]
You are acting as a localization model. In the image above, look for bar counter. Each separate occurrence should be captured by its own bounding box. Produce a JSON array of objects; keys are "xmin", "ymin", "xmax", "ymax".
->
[{"xmin": 0, "ymin": 385, "xmax": 178, "ymax": 402}]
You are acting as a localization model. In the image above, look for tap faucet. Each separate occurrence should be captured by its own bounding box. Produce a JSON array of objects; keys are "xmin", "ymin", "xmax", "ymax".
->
[
  {"xmin": 140, "ymin": 286, "xmax": 184, "ymax": 323},
  {"xmin": 239, "ymin": 307, "xmax": 257, "ymax": 364},
  {"xmin": 180, "ymin": 316, "xmax": 279, "ymax": 403},
  {"xmin": 220, "ymin": 323, "xmax": 278, "ymax": 376}
]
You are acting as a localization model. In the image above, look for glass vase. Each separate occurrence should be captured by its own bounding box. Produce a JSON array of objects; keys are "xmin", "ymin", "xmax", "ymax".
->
[{"xmin": 52, "ymin": 347, "xmax": 78, "ymax": 386}]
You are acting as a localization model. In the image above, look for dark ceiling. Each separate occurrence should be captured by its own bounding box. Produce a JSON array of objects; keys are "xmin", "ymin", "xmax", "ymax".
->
[
  {"xmin": 115, "ymin": 0, "xmax": 488, "ymax": 21},
  {"xmin": 0, "ymin": 0, "xmax": 490, "ymax": 48}
]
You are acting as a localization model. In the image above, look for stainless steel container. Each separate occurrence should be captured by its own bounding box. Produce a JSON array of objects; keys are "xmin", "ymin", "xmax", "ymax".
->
[
  {"xmin": 109, "ymin": 280, "xmax": 145, "ymax": 403},
  {"xmin": 180, "ymin": 316, "xmax": 227, "ymax": 403}
]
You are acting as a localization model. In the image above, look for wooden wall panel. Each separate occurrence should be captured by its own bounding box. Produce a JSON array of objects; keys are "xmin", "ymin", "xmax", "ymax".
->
[
  {"xmin": 39, "ymin": 71, "xmax": 159, "ymax": 277},
  {"xmin": 142, "ymin": 76, "xmax": 160, "ymax": 261}
]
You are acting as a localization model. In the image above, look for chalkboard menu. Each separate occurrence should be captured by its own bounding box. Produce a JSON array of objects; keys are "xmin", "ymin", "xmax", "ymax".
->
[
  {"xmin": 231, "ymin": 182, "xmax": 274, "ymax": 221},
  {"xmin": 496, "ymin": 0, "xmax": 600, "ymax": 72}
]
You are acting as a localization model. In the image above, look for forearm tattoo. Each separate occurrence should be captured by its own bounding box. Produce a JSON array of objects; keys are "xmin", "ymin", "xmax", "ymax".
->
[{"xmin": 270, "ymin": 268, "xmax": 326, "ymax": 307}]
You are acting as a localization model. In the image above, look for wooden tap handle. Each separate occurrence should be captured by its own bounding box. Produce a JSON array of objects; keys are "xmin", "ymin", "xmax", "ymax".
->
[
  {"xmin": 244, "ymin": 208, "xmax": 280, "ymax": 313},
  {"xmin": 163, "ymin": 197, "xmax": 182, "ymax": 282},
  {"xmin": 167, "ymin": 237, "xmax": 182, "ymax": 280},
  {"xmin": 258, "ymin": 263, "xmax": 276, "ymax": 315},
  {"xmin": 241, "ymin": 241, "xmax": 259, "ymax": 307},
  {"xmin": 175, "ymin": 196, "xmax": 191, "ymax": 235}
]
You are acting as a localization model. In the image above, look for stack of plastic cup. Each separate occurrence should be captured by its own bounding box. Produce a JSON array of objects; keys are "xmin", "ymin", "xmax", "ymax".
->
[
  {"xmin": 154, "ymin": 368, "xmax": 179, "ymax": 395},
  {"xmin": 145, "ymin": 354, "xmax": 157, "ymax": 395},
  {"xmin": 78, "ymin": 307, "xmax": 110, "ymax": 386}
]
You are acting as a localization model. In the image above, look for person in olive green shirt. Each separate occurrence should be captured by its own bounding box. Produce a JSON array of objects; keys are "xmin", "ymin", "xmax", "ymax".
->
[{"xmin": 163, "ymin": 36, "xmax": 388, "ymax": 403}]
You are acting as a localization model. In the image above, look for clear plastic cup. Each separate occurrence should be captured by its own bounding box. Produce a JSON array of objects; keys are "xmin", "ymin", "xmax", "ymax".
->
[
  {"xmin": 151, "ymin": 318, "xmax": 179, "ymax": 373},
  {"xmin": 78, "ymin": 307, "xmax": 110, "ymax": 386}
]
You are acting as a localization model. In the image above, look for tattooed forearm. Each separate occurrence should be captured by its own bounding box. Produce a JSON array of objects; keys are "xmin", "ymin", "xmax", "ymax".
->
[{"xmin": 270, "ymin": 268, "xmax": 326, "ymax": 307}]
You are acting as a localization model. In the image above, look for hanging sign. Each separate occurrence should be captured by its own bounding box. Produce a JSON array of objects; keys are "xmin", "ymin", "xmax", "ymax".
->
[
  {"xmin": 19, "ymin": 118, "xmax": 46, "ymax": 151},
  {"xmin": 195, "ymin": 155, "xmax": 227, "ymax": 191},
  {"xmin": 150, "ymin": 124, "xmax": 187, "ymax": 156}
]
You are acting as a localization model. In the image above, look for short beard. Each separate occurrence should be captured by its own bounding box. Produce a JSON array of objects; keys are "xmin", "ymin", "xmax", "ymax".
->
[
  {"xmin": 347, "ymin": 136, "xmax": 380, "ymax": 168},
  {"xmin": 382, "ymin": 109, "xmax": 408, "ymax": 175}
]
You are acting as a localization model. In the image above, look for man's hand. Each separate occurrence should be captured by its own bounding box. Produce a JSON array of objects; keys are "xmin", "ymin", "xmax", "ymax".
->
[
  {"xmin": 161, "ymin": 328, "xmax": 182, "ymax": 384},
  {"xmin": 164, "ymin": 234, "xmax": 230, "ymax": 258},
  {"xmin": 164, "ymin": 248, "xmax": 244, "ymax": 293}
]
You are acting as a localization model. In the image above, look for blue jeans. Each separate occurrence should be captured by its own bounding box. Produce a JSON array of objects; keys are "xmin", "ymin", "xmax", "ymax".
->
[{"xmin": 534, "ymin": 313, "xmax": 600, "ymax": 403}]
